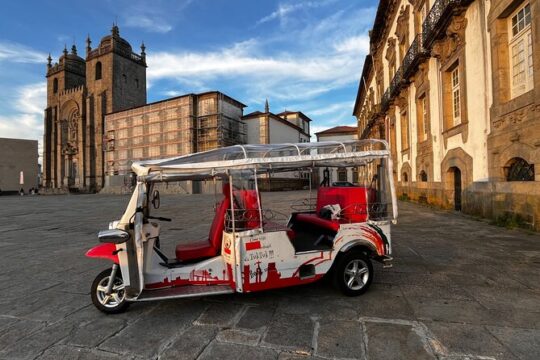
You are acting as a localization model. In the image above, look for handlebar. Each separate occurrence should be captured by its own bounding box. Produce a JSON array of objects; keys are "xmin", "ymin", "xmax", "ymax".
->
[{"xmin": 146, "ymin": 216, "xmax": 172, "ymax": 222}]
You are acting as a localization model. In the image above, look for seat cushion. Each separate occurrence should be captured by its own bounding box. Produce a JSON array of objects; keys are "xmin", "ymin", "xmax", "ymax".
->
[
  {"xmin": 295, "ymin": 213, "xmax": 340, "ymax": 232},
  {"xmin": 175, "ymin": 240, "xmax": 216, "ymax": 261}
]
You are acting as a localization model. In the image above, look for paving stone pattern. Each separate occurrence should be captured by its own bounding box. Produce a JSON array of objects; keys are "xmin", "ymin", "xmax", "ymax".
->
[{"xmin": 0, "ymin": 191, "xmax": 539, "ymax": 359}]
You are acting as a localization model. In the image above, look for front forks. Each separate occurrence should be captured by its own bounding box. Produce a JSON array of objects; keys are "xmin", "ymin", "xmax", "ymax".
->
[{"xmin": 105, "ymin": 263, "xmax": 119, "ymax": 295}]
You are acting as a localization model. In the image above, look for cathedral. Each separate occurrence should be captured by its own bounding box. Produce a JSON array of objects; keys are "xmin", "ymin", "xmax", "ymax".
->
[{"xmin": 42, "ymin": 25, "xmax": 147, "ymax": 192}]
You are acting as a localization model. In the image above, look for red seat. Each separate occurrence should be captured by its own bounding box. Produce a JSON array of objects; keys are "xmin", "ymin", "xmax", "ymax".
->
[
  {"xmin": 233, "ymin": 189, "xmax": 261, "ymax": 230},
  {"xmin": 295, "ymin": 213, "xmax": 340, "ymax": 232},
  {"xmin": 175, "ymin": 184, "xmax": 231, "ymax": 261},
  {"xmin": 316, "ymin": 186, "xmax": 374, "ymax": 222}
]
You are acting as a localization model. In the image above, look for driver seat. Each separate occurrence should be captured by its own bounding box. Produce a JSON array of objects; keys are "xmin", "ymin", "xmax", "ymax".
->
[{"xmin": 175, "ymin": 184, "xmax": 231, "ymax": 261}]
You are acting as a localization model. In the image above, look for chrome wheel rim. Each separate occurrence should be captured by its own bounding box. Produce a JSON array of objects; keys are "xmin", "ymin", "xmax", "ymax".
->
[
  {"xmin": 343, "ymin": 259, "xmax": 369, "ymax": 291},
  {"xmin": 96, "ymin": 276, "xmax": 125, "ymax": 308}
]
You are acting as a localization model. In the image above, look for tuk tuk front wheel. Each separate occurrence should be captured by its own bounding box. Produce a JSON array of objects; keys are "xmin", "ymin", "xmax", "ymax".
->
[
  {"xmin": 333, "ymin": 250, "xmax": 373, "ymax": 296},
  {"xmin": 91, "ymin": 268, "xmax": 129, "ymax": 314}
]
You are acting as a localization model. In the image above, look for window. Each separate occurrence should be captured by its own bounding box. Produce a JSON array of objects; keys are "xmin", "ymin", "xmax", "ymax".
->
[
  {"xmin": 95, "ymin": 62, "xmax": 102, "ymax": 80},
  {"xmin": 451, "ymin": 66, "xmax": 460, "ymax": 125},
  {"xmin": 53, "ymin": 78, "xmax": 58, "ymax": 93},
  {"xmin": 122, "ymin": 74, "xmax": 127, "ymax": 83},
  {"xmin": 400, "ymin": 111, "xmax": 409, "ymax": 150},
  {"xmin": 337, "ymin": 168, "xmax": 348, "ymax": 182},
  {"xmin": 402, "ymin": 172, "xmax": 408, "ymax": 182},
  {"xmin": 419, "ymin": 170, "xmax": 428, "ymax": 182},
  {"xmin": 509, "ymin": 3, "xmax": 533, "ymax": 98},
  {"xmin": 135, "ymin": 78, "xmax": 139, "ymax": 88},
  {"xmin": 417, "ymin": 95, "xmax": 428, "ymax": 141},
  {"xmin": 505, "ymin": 157, "xmax": 534, "ymax": 181}
]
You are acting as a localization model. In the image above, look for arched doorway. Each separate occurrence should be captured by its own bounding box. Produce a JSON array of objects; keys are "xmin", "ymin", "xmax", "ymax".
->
[{"xmin": 448, "ymin": 166, "xmax": 462, "ymax": 211}]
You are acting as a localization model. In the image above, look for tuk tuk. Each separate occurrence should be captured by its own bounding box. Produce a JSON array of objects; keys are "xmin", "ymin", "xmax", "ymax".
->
[{"xmin": 86, "ymin": 140, "xmax": 397, "ymax": 313}]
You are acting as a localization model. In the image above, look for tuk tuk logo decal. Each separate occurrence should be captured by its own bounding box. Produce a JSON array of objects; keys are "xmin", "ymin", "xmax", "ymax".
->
[
  {"xmin": 242, "ymin": 261, "xmax": 324, "ymax": 292},
  {"xmin": 224, "ymin": 237, "xmax": 232, "ymax": 255},
  {"xmin": 146, "ymin": 268, "xmax": 231, "ymax": 289},
  {"xmin": 244, "ymin": 249, "xmax": 274, "ymax": 262}
]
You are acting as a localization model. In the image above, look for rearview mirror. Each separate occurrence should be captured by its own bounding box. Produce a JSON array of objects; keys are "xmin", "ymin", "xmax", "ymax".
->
[{"xmin": 151, "ymin": 189, "xmax": 160, "ymax": 209}]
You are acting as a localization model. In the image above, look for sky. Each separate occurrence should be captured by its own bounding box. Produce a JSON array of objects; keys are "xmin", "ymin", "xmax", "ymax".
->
[{"xmin": 0, "ymin": 0, "xmax": 377, "ymax": 159}]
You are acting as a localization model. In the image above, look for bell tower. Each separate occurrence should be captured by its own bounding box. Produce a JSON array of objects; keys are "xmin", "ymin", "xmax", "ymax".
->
[
  {"xmin": 43, "ymin": 45, "xmax": 86, "ymax": 189},
  {"xmin": 84, "ymin": 25, "xmax": 147, "ymax": 190}
]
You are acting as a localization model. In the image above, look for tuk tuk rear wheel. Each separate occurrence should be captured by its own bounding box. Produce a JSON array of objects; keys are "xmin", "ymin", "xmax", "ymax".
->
[
  {"xmin": 333, "ymin": 250, "xmax": 373, "ymax": 296},
  {"xmin": 91, "ymin": 268, "xmax": 129, "ymax": 314}
]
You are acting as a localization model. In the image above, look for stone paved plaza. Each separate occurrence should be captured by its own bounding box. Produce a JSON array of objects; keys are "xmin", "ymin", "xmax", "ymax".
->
[{"xmin": 0, "ymin": 191, "xmax": 539, "ymax": 360}]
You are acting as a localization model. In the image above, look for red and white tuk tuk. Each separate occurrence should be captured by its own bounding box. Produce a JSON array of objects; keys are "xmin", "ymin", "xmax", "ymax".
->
[{"xmin": 86, "ymin": 140, "xmax": 397, "ymax": 313}]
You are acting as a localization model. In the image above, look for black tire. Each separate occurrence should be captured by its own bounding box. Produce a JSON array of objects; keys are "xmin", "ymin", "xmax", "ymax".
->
[
  {"xmin": 91, "ymin": 268, "xmax": 129, "ymax": 314},
  {"xmin": 333, "ymin": 250, "xmax": 373, "ymax": 296}
]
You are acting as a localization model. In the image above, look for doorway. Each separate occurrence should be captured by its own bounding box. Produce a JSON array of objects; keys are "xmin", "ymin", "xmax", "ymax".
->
[{"xmin": 449, "ymin": 166, "xmax": 462, "ymax": 211}]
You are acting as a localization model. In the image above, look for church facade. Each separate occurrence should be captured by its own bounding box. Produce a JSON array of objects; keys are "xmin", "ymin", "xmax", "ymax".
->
[{"xmin": 43, "ymin": 25, "xmax": 147, "ymax": 192}]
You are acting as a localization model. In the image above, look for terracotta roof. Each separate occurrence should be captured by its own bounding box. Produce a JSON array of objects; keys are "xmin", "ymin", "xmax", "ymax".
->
[
  {"xmin": 242, "ymin": 111, "xmax": 264, "ymax": 119},
  {"xmin": 276, "ymin": 111, "xmax": 312, "ymax": 122},
  {"xmin": 315, "ymin": 126, "xmax": 358, "ymax": 135}
]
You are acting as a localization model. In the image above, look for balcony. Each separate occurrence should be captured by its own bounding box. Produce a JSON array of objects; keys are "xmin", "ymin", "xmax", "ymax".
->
[
  {"xmin": 389, "ymin": 67, "xmax": 404, "ymax": 98},
  {"xmin": 422, "ymin": 0, "xmax": 473, "ymax": 48},
  {"xmin": 381, "ymin": 88, "xmax": 392, "ymax": 112},
  {"xmin": 401, "ymin": 34, "xmax": 429, "ymax": 80}
]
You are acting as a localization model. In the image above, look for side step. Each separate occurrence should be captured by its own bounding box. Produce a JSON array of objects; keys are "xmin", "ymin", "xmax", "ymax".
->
[
  {"xmin": 135, "ymin": 285, "xmax": 234, "ymax": 302},
  {"xmin": 382, "ymin": 255, "xmax": 394, "ymax": 269}
]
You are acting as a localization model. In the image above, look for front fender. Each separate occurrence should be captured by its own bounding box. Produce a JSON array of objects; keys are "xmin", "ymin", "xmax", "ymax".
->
[{"xmin": 86, "ymin": 243, "xmax": 119, "ymax": 263}]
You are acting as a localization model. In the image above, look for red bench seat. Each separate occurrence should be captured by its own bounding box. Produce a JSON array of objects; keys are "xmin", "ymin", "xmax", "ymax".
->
[{"xmin": 295, "ymin": 213, "xmax": 340, "ymax": 232}]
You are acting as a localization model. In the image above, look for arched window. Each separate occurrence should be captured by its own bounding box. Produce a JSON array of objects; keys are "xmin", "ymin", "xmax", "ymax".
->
[
  {"xmin": 95, "ymin": 61, "xmax": 102, "ymax": 80},
  {"xmin": 419, "ymin": 170, "xmax": 428, "ymax": 182},
  {"xmin": 122, "ymin": 74, "xmax": 127, "ymax": 83},
  {"xmin": 505, "ymin": 157, "xmax": 534, "ymax": 181},
  {"xmin": 402, "ymin": 172, "xmax": 408, "ymax": 182},
  {"xmin": 53, "ymin": 78, "xmax": 58, "ymax": 93}
]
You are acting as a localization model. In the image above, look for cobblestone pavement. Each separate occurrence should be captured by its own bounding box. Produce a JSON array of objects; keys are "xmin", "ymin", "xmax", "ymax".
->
[{"xmin": 0, "ymin": 191, "xmax": 539, "ymax": 360}]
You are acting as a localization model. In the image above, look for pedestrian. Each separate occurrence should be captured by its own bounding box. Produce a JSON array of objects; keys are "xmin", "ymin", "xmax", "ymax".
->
[{"xmin": 19, "ymin": 188, "xmax": 24, "ymax": 196}]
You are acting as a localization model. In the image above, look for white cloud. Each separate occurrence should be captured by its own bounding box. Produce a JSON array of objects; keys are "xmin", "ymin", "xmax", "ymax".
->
[
  {"xmin": 257, "ymin": 0, "xmax": 336, "ymax": 26},
  {"xmin": 0, "ymin": 42, "xmax": 47, "ymax": 64},
  {"xmin": 334, "ymin": 35, "xmax": 370, "ymax": 54},
  {"xmin": 146, "ymin": 33, "xmax": 369, "ymax": 102},
  {"xmin": 124, "ymin": 15, "xmax": 173, "ymax": 34},
  {"xmin": 0, "ymin": 83, "xmax": 46, "ymax": 159},
  {"xmin": 307, "ymin": 101, "xmax": 355, "ymax": 117},
  {"xmin": 121, "ymin": 0, "xmax": 194, "ymax": 33}
]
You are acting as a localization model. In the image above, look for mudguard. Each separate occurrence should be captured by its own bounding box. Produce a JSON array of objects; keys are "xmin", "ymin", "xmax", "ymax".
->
[
  {"xmin": 339, "ymin": 224, "xmax": 389, "ymax": 256},
  {"xmin": 86, "ymin": 243, "xmax": 119, "ymax": 263}
]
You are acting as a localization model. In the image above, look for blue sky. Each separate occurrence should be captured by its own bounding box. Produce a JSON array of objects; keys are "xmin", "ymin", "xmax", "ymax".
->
[{"xmin": 0, "ymin": 0, "xmax": 377, "ymax": 158}]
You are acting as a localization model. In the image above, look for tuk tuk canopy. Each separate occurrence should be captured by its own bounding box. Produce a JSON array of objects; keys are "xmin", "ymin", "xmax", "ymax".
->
[{"xmin": 132, "ymin": 140, "xmax": 391, "ymax": 182}]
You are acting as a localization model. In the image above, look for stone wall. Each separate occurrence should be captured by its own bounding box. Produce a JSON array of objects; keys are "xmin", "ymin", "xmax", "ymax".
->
[{"xmin": 399, "ymin": 181, "xmax": 540, "ymax": 230}]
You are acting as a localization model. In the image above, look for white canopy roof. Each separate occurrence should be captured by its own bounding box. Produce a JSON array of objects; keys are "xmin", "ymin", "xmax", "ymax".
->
[{"xmin": 132, "ymin": 139, "xmax": 391, "ymax": 182}]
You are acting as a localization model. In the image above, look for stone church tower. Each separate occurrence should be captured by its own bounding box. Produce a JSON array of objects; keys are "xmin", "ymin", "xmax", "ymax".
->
[{"xmin": 43, "ymin": 25, "xmax": 146, "ymax": 192}]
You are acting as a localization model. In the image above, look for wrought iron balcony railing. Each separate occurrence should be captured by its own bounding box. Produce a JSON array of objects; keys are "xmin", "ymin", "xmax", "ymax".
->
[
  {"xmin": 389, "ymin": 66, "xmax": 404, "ymax": 98},
  {"xmin": 381, "ymin": 88, "xmax": 391, "ymax": 112},
  {"xmin": 422, "ymin": 0, "xmax": 473, "ymax": 48},
  {"xmin": 401, "ymin": 34, "xmax": 429, "ymax": 80}
]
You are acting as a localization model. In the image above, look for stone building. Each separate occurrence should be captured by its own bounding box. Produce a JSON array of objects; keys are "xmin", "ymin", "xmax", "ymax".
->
[
  {"xmin": 242, "ymin": 100, "xmax": 311, "ymax": 144},
  {"xmin": 242, "ymin": 101, "xmax": 312, "ymax": 190},
  {"xmin": 354, "ymin": 0, "xmax": 539, "ymax": 229},
  {"xmin": 0, "ymin": 138, "xmax": 38, "ymax": 194},
  {"xmin": 315, "ymin": 126, "xmax": 359, "ymax": 185},
  {"xmin": 43, "ymin": 25, "xmax": 146, "ymax": 192},
  {"xmin": 104, "ymin": 91, "xmax": 246, "ymax": 188}
]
